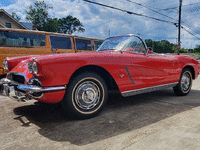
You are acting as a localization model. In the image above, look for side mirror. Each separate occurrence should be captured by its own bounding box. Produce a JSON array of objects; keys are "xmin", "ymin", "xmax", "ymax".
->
[{"xmin": 148, "ymin": 47, "xmax": 153, "ymax": 54}]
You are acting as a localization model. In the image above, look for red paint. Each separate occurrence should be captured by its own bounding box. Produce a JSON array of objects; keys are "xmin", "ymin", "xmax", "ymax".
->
[{"xmin": 5, "ymin": 51, "xmax": 200, "ymax": 103}]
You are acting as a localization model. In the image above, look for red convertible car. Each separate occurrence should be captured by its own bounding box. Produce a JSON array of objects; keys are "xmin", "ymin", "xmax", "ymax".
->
[{"xmin": 1, "ymin": 35, "xmax": 200, "ymax": 119}]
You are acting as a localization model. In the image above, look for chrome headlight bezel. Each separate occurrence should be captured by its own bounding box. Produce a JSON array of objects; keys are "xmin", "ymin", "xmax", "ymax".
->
[
  {"xmin": 32, "ymin": 61, "xmax": 38, "ymax": 74},
  {"xmin": 3, "ymin": 60, "xmax": 8, "ymax": 70},
  {"xmin": 28, "ymin": 61, "xmax": 33, "ymax": 73}
]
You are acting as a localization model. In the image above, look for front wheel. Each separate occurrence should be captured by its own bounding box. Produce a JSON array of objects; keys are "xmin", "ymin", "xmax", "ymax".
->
[
  {"xmin": 62, "ymin": 72, "xmax": 108, "ymax": 119},
  {"xmin": 173, "ymin": 69, "xmax": 192, "ymax": 96}
]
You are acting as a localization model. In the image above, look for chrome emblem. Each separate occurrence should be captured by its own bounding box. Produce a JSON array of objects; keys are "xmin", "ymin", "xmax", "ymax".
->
[{"xmin": 120, "ymin": 74, "xmax": 124, "ymax": 77}]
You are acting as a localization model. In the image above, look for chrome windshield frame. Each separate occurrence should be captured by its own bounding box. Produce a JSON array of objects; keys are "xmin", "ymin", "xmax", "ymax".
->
[{"xmin": 96, "ymin": 34, "xmax": 148, "ymax": 55}]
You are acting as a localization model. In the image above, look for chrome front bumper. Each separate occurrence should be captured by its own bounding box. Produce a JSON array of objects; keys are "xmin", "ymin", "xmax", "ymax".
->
[{"xmin": 0, "ymin": 78, "xmax": 66, "ymax": 101}]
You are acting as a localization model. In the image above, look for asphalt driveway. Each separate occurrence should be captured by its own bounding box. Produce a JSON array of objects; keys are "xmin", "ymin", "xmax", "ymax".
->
[{"xmin": 0, "ymin": 77, "xmax": 200, "ymax": 150}]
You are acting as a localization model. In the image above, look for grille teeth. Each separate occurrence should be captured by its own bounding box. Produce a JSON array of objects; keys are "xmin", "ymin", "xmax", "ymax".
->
[{"xmin": 7, "ymin": 73, "xmax": 25, "ymax": 84}]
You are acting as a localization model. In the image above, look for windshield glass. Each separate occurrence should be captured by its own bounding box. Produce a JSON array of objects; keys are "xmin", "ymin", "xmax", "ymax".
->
[{"xmin": 97, "ymin": 35, "xmax": 146, "ymax": 54}]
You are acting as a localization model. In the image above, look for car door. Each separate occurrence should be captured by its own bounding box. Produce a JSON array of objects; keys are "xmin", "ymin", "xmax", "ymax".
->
[
  {"xmin": 125, "ymin": 52, "xmax": 177, "ymax": 90},
  {"xmin": 144, "ymin": 54, "xmax": 178, "ymax": 85}
]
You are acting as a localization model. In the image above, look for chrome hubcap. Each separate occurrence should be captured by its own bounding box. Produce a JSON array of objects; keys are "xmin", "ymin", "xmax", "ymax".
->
[
  {"xmin": 181, "ymin": 72, "xmax": 191, "ymax": 92},
  {"xmin": 75, "ymin": 81, "xmax": 101, "ymax": 110}
]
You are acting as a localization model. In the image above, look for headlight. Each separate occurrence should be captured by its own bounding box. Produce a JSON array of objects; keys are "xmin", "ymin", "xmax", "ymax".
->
[
  {"xmin": 32, "ymin": 61, "xmax": 38, "ymax": 74},
  {"xmin": 3, "ymin": 60, "xmax": 8, "ymax": 70},
  {"xmin": 28, "ymin": 61, "xmax": 33, "ymax": 73}
]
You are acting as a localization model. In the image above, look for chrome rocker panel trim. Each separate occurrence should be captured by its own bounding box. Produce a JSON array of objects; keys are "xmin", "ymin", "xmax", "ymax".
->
[{"xmin": 121, "ymin": 82, "xmax": 178, "ymax": 97}]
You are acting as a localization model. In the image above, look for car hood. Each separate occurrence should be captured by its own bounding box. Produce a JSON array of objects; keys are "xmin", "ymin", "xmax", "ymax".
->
[{"xmin": 31, "ymin": 51, "xmax": 117, "ymax": 62}]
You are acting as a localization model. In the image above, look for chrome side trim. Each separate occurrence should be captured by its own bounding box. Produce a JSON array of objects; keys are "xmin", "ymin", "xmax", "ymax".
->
[
  {"xmin": 125, "ymin": 66, "xmax": 135, "ymax": 84},
  {"xmin": 121, "ymin": 82, "xmax": 178, "ymax": 97}
]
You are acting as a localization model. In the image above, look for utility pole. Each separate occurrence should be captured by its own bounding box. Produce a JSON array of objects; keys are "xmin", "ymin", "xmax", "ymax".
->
[{"xmin": 178, "ymin": 0, "xmax": 182, "ymax": 55}]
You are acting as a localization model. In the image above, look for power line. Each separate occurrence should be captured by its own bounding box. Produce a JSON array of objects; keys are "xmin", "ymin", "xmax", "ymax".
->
[
  {"xmin": 182, "ymin": 23, "xmax": 200, "ymax": 35},
  {"xmin": 161, "ymin": 6, "xmax": 178, "ymax": 11},
  {"xmin": 182, "ymin": 26, "xmax": 200, "ymax": 40},
  {"xmin": 146, "ymin": 0, "xmax": 176, "ymax": 8},
  {"xmin": 183, "ymin": 12, "xmax": 200, "ymax": 20},
  {"xmin": 125, "ymin": 1, "xmax": 200, "ymax": 45},
  {"xmin": 82, "ymin": 0, "xmax": 176, "ymax": 24},
  {"xmin": 152, "ymin": 1, "xmax": 200, "ymax": 38},
  {"xmin": 83, "ymin": 0, "xmax": 200, "ymax": 41},
  {"xmin": 126, "ymin": 0, "xmax": 178, "ymax": 21},
  {"xmin": 161, "ymin": 2, "xmax": 200, "ymax": 11},
  {"xmin": 151, "ymin": 0, "xmax": 158, "ymax": 3},
  {"xmin": 182, "ymin": 2, "xmax": 200, "ymax": 7}
]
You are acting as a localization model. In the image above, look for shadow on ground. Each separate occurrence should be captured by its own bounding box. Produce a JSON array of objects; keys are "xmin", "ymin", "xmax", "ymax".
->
[{"xmin": 13, "ymin": 88, "xmax": 200, "ymax": 145}]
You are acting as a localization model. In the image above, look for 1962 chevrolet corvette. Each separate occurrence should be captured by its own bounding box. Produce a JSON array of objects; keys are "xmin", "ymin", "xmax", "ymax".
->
[{"xmin": 1, "ymin": 35, "xmax": 200, "ymax": 119}]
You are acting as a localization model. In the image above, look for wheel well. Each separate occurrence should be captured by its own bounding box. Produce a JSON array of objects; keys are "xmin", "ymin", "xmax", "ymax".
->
[
  {"xmin": 68, "ymin": 65, "xmax": 119, "ymax": 91},
  {"xmin": 183, "ymin": 66, "xmax": 195, "ymax": 79}
]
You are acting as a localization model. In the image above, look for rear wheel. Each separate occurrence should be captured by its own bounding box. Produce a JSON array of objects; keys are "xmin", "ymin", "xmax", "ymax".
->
[
  {"xmin": 173, "ymin": 69, "xmax": 192, "ymax": 96},
  {"xmin": 62, "ymin": 72, "xmax": 108, "ymax": 119}
]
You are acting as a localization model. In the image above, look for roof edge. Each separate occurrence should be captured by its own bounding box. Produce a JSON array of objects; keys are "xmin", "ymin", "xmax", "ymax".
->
[{"xmin": 0, "ymin": 9, "xmax": 28, "ymax": 30}]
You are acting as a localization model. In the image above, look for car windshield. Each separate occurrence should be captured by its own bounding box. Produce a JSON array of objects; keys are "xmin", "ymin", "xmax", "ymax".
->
[{"xmin": 97, "ymin": 35, "xmax": 146, "ymax": 54}]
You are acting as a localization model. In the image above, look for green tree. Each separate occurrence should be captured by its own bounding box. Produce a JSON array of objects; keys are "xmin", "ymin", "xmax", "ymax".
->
[
  {"xmin": 26, "ymin": 1, "xmax": 85, "ymax": 34},
  {"xmin": 194, "ymin": 45, "xmax": 200, "ymax": 53},
  {"xmin": 26, "ymin": 1, "xmax": 48, "ymax": 30},
  {"xmin": 180, "ymin": 48, "xmax": 188, "ymax": 53},
  {"xmin": 41, "ymin": 18, "xmax": 58, "ymax": 32},
  {"xmin": 145, "ymin": 39, "xmax": 177, "ymax": 53},
  {"xmin": 58, "ymin": 15, "xmax": 85, "ymax": 34},
  {"xmin": 145, "ymin": 39, "xmax": 153, "ymax": 48},
  {"xmin": 172, "ymin": 46, "xmax": 178, "ymax": 53},
  {"xmin": 11, "ymin": 11, "xmax": 21, "ymax": 21}
]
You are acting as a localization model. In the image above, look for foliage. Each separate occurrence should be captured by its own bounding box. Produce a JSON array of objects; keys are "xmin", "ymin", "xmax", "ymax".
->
[
  {"xmin": 145, "ymin": 39, "xmax": 200, "ymax": 54},
  {"xmin": 26, "ymin": 1, "xmax": 48, "ymax": 30},
  {"xmin": 40, "ymin": 18, "xmax": 58, "ymax": 32},
  {"xmin": 145, "ymin": 39, "xmax": 153, "ymax": 48},
  {"xmin": 145, "ymin": 39, "xmax": 176, "ymax": 53},
  {"xmin": 179, "ymin": 48, "xmax": 188, "ymax": 53},
  {"xmin": 58, "ymin": 16, "xmax": 85, "ymax": 34},
  {"xmin": 11, "ymin": 11, "xmax": 21, "ymax": 21},
  {"xmin": 194, "ymin": 45, "xmax": 200, "ymax": 53},
  {"xmin": 25, "ymin": 1, "xmax": 85, "ymax": 34}
]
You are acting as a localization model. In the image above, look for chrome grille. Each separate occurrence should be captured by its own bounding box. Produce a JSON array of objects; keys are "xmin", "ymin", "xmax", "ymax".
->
[{"xmin": 7, "ymin": 73, "xmax": 25, "ymax": 84}]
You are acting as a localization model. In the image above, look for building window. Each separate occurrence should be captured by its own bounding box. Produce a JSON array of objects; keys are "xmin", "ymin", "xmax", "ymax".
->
[{"xmin": 6, "ymin": 23, "xmax": 11, "ymax": 28}]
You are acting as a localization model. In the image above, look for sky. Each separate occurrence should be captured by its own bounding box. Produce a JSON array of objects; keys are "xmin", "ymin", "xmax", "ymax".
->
[{"xmin": 0, "ymin": 0, "xmax": 200, "ymax": 49}]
